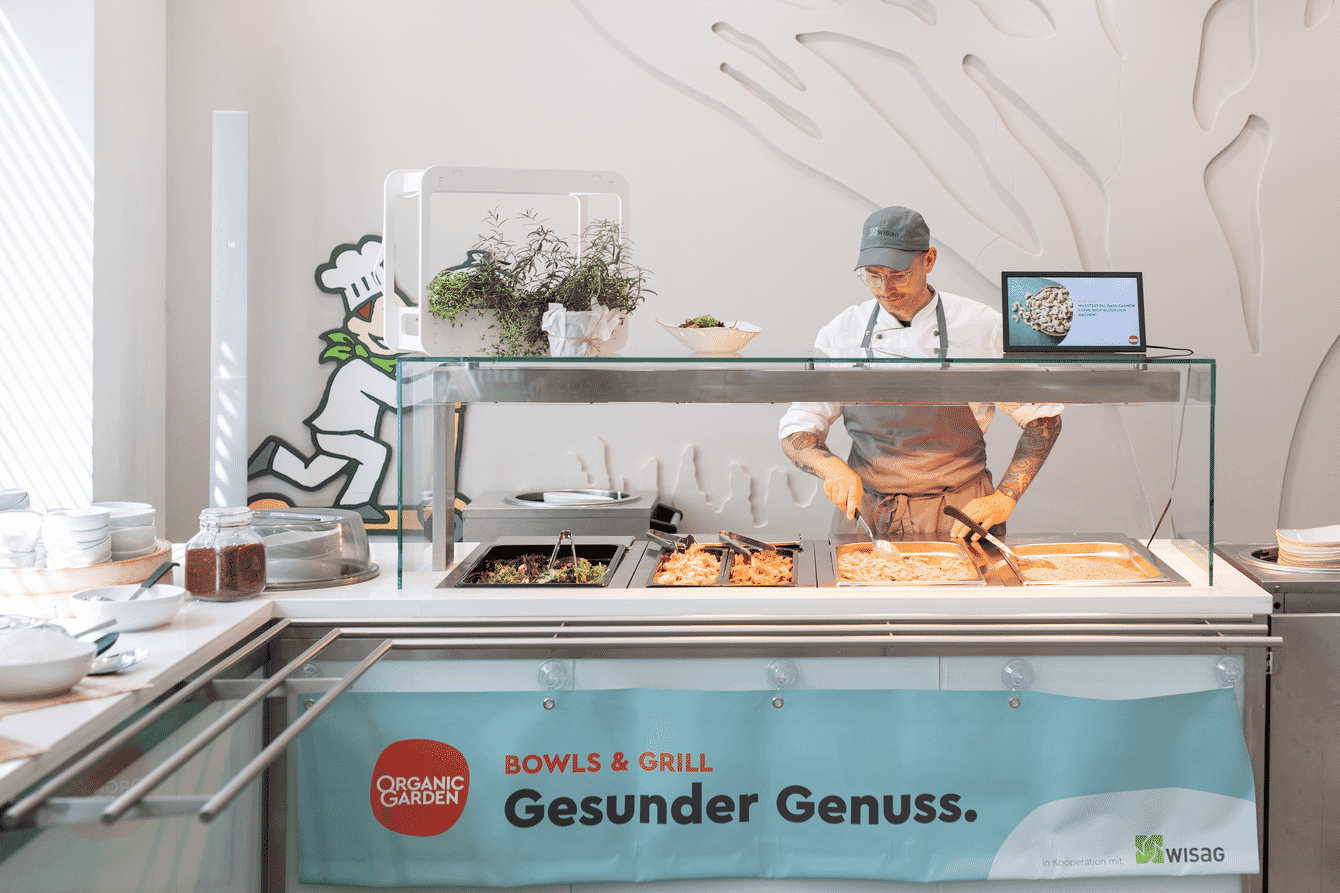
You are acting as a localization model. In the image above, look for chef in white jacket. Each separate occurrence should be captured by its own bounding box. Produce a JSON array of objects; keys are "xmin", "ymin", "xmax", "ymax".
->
[{"xmin": 779, "ymin": 207, "xmax": 1063, "ymax": 541}]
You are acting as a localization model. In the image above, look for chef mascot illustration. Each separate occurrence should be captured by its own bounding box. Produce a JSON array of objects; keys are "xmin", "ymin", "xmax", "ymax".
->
[{"xmin": 248, "ymin": 235, "xmax": 406, "ymax": 526}]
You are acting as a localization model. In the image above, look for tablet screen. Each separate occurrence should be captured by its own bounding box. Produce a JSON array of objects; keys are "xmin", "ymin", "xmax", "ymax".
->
[{"xmin": 1001, "ymin": 271, "xmax": 1146, "ymax": 353}]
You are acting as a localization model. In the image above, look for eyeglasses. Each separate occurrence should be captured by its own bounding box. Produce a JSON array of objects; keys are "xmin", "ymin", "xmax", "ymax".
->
[{"xmin": 857, "ymin": 257, "xmax": 921, "ymax": 288}]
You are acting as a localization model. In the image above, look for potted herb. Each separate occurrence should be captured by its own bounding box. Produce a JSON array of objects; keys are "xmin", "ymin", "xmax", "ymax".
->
[{"xmin": 426, "ymin": 210, "xmax": 652, "ymax": 357}]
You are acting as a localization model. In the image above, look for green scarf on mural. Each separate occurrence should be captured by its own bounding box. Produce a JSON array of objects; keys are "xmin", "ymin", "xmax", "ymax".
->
[{"xmin": 319, "ymin": 330, "xmax": 398, "ymax": 376}]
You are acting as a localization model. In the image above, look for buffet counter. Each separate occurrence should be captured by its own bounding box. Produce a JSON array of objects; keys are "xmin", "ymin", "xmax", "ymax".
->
[
  {"xmin": 0, "ymin": 539, "xmax": 1270, "ymax": 808},
  {"xmin": 0, "ymin": 538, "xmax": 1274, "ymax": 893}
]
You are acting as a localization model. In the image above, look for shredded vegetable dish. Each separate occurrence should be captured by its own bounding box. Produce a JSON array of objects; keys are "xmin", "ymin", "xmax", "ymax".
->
[
  {"xmin": 728, "ymin": 551, "xmax": 793, "ymax": 585},
  {"xmin": 655, "ymin": 544, "xmax": 721, "ymax": 586},
  {"xmin": 467, "ymin": 554, "xmax": 608, "ymax": 585},
  {"xmin": 838, "ymin": 550, "xmax": 978, "ymax": 583}
]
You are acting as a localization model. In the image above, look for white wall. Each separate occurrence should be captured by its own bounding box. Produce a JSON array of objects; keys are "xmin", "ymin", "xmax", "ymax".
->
[
  {"xmin": 159, "ymin": 0, "xmax": 1340, "ymax": 546},
  {"xmin": 0, "ymin": 1, "xmax": 96, "ymax": 513},
  {"xmin": 92, "ymin": 0, "xmax": 167, "ymax": 517}
]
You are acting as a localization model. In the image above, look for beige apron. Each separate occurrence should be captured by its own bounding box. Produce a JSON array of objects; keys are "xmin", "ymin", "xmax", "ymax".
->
[{"xmin": 836, "ymin": 298, "xmax": 999, "ymax": 540}]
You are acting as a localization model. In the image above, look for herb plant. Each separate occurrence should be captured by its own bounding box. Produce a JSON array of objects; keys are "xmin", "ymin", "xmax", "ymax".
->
[{"xmin": 426, "ymin": 210, "xmax": 652, "ymax": 357}]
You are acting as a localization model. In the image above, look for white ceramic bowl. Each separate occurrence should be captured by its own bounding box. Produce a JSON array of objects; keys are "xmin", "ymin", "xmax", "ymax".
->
[
  {"xmin": 0, "ymin": 551, "xmax": 36, "ymax": 569},
  {"xmin": 43, "ymin": 524, "xmax": 112, "ymax": 551},
  {"xmin": 71, "ymin": 584, "xmax": 186, "ymax": 632},
  {"xmin": 109, "ymin": 524, "xmax": 157, "ymax": 553},
  {"xmin": 0, "ymin": 489, "xmax": 29, "ymax": 512},
  {"xmin": 93, "ymin": 502, "xmax": 156, "ymax": 528},
  {"xmin": 657, "ymin": 319, "xmax": 761, "ymax": 355},
  {"xmin": 0, "ymin": 511, "xmax": 42, "ymax": 553},
  {"xmin": 112, "ymin": 542, "xmax": 161, "ymax": 562},
  {"xmin": 44, "ymin": 537, "xmax": 112, "ymax": 568},
  {"xmin": 0, "ymin": 627, "xmax": 96, "ymax": 698},
  {"xmin": 43, "ymin": 507, "xmax": 112, "ymax": 535}
]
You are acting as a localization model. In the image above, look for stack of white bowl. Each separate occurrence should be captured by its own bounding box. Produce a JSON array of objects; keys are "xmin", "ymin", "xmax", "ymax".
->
[
  {"xmin": 0, "ymin": 511, "xmax": 42, "ymax": 568},
  {"xmin": 94, "ymin": 502, "xmax": 159, "ymax": 561},
  {"xmin": 42, "ymin": 507, "xmax": 112, "ymax": 569},
  {"xmin": 1276, "ymin": 524, "xmax": 1340, "ymax": 568}
]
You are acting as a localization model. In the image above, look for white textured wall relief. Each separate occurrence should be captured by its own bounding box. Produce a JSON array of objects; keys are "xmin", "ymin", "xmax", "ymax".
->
[
  {"xmin": 1193, "ymin": 0, "xmax": 1258, "ymax": 132},
  {"xmin": 1204, "ymin": 114, "xmax": 1270, "ymax": 356},
  {"xmin": 797, "ymin": 33, "xmax": 1040, "ymax": 255},
  {"xmin": 1279, "ymin": 331, "xmax": 1340, "ymax": 528},
  {"xmin": 571, "ymin": 0, "xmax": 1125, "ymax": 300},
  {"xmin": 961, "ymin": 54, "xmax": 1112, "ymax": 270},
  {"xmin": 879, "ymin": 0, "xmax": 937, "ymax": 28},
  {"xmin": 964, "ymin": 0, "xmax": 1056, "ymax": 40},
  {"xmin": 1094, "ymin": 0, "xmax": 1123, "ymax": 57},
  {"xmin": 1305, "ymin": 0, "xmax": 1334, "ymax": 27}
]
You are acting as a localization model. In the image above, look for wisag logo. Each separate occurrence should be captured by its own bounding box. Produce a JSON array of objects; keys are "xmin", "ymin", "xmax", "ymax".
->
[
  {"xmin": 1135, "ymin": 834, "xmax": 1228, "ymax": 866},
  {"xmin": 1135, "ymin": 834, "xmax": 1164, "ymax": 864}
]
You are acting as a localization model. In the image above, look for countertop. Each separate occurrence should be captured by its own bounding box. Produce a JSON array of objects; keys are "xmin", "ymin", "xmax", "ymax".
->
[{"xmin": 0, "ymin": 538, "xmax": 1273, "ymax": 808}]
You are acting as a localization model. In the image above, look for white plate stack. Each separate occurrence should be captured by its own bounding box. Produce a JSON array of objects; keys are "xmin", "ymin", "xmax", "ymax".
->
[
  {"xmin": 95, "ymin": 502, "xmax": 159, "ymax": 562},
  {"xmin": 42, "ymin": 507, "xmax": 113, "ymax": 568},
  {"xmin": 1276, "ymin": 524, "xmax": 1340, "ymax": 568}
]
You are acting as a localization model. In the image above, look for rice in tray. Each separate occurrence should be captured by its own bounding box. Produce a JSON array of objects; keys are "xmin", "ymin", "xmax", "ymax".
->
[{"xmin": 1020, "ymin": 555, "xmax": 1145, "ymax": 582}]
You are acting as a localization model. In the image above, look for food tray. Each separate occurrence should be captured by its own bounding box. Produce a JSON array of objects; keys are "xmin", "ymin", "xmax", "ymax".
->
[
  {"xmin": 639, "ymin": 542, "xmax": 814, "ymax": 587},
  {"xmin": 0, "ymin": 539, "xmax": 174, "ymax": 619},
  {"xmin": 829, "ymin": 541, "xmax": 985, "ymax": 586},
  {"xmin": 1006, "ymin": 541, "xmax": 1176, "ymax": 586},
  {"xmin": 447, "ymin": 536, "xmax": 636, "ymax": 588}
]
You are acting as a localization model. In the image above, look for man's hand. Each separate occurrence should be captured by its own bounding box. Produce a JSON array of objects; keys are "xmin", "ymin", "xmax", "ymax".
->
[
  {"xmin": 781, "ymin": 431, "xmax": 863, "ymax": 519},
  {"xmin": 820, "ymin": 463, "xmax": 864, "ymax": 519},
  {"xmin": 950, "ymin": 491, "xmax": 1017, "ymax": 540},
  {"xmin": 951, "ymin": 415, "xmax": 1061, "ymax": 538}
]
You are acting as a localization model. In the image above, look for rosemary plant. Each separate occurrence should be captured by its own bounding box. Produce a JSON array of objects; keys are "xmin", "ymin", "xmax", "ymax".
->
[{"xmin": 427, "ymin": 210, "xmax": 652, "ymax": 357}]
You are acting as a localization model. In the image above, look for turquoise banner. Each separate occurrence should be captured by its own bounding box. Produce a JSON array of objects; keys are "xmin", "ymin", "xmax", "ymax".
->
[{"xmin": 295, "ymin": 687, "xmax": 1258, "ymax": 887}]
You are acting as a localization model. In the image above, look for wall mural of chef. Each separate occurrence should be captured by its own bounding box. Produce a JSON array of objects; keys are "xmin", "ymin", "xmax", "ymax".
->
[{"xmin": 246, "ymin": 235, "xmax": 407, "ymax": 530}]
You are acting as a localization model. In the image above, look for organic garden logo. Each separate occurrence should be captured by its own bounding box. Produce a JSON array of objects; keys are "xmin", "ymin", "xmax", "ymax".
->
[
  {"xmin": 370, "ymin": 738, "xmax": 470, "ymax": 837},
  {"xmin": 1135, "ymin": 834, "xmax": 1164, "ymax": 864}
]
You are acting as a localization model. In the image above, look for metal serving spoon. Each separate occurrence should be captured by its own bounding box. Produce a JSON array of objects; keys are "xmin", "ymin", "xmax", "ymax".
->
[
  {"xmin": 853, "ymin": 506, "xmax": 900, "ymax": 558},
  {"xmin": 88, "ymin": 647, "xmax": 148, "ymax": 676}
]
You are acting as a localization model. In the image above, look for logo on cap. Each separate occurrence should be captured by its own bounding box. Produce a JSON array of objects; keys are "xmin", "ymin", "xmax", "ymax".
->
[{"xmin": 370, "ymin": 738, "xmax": 470, "ymax": 836}]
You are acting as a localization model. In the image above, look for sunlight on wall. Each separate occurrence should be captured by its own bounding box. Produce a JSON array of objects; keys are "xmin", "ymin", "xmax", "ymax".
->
[{"xmin": 0, "ymin": 9, "xmax": 94, "ymax": 511}]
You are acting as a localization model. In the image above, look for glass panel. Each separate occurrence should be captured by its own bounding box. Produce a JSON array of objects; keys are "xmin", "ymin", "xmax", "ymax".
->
[{"xmin": 396, "ymin": 356, "xmax": 1215, "ymax": 587}]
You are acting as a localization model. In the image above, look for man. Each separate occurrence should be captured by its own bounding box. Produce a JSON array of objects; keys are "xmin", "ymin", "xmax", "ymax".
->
[{"xmin": 779, "ymin": 206, "xmax": 1062, "ymax": 540}]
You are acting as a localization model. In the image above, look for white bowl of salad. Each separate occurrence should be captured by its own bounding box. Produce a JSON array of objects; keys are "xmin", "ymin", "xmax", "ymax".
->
[{"xmin": 657, "ymin": 317, "xmax": 761, "ymax": 355}]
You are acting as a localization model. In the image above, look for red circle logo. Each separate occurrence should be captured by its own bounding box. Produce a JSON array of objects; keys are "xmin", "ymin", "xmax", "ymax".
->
[
  {"xmin": 370, "ymin": 739, "xmax": 470, "ymax": 836},
  {"xmin": 1129, "ymin": 334, "xmax": 1140, "ymax": 345}
]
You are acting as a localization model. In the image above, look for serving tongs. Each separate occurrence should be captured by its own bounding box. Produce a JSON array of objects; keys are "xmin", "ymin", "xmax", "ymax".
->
[
  {"xmin": 645, "ymin": 530, "xmax": 696, "ymax": 553},
  {"xmin": 718, "ymin": 528, "xmax": 798, "ymax": 563},
  {"xmin": 718, "ymin": 531, "xmax": 803, "ymax": 557},
  {"xmin": 942, "ymin": 505, "xmax": 1057, "ymax": 575},
  {"xmin": 546, "ymin": 529, "xmax": 580, "ymax": 571}
]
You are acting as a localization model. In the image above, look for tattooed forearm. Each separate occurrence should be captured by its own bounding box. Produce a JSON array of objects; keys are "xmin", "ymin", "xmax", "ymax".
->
[
  {"xmin": 781, "ymin": 431, "xmax": 837, "ymax": 477},
  {"xmin": 996, "ymin": 415, "xmax": 1062, "ymax": 502}
]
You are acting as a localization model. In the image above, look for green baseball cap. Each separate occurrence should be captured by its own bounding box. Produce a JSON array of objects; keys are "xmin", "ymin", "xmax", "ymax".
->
[{"xmin": 856, "ymin": 206, "xmax": 930, "ymax": 271}]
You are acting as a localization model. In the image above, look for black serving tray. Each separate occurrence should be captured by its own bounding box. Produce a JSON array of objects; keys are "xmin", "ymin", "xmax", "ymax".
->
[{"xmin": 444, "ymin": 535, "xmax": 636, "ymax": 588}]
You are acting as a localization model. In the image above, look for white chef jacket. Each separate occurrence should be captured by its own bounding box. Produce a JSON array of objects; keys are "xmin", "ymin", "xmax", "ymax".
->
[{"xmin": 777, "ymin": 290, "xmax": 1063, "ymax": 441}]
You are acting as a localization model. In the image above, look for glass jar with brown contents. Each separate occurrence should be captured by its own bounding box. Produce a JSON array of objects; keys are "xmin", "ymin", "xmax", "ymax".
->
[{"xmin": 184, "ymin": 507, "xmax": 267, "ymax": 600}]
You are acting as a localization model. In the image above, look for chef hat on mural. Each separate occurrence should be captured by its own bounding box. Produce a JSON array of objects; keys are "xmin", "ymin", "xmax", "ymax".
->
[{"xmin": 316, "ymin": 235, "xmax": 385, "ymax": 320}]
